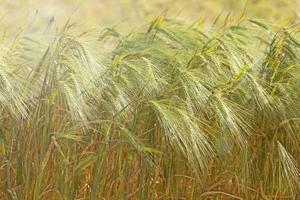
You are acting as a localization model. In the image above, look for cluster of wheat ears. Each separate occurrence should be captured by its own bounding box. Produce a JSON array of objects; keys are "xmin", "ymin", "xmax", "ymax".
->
[{"xmin": 0, "ymin": 16, "xmax": 300, "ymax": 199}]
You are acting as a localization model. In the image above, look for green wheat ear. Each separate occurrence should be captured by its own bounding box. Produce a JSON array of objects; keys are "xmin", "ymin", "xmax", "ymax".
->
[{"xmin": 278, "ymin": 142, "xmax": 300, "ymax": 192}]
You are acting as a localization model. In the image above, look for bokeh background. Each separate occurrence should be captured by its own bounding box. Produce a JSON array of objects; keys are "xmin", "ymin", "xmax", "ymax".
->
[{"xmin": 0, "ymin": 0, "xmax": 299, "ymax": 30}]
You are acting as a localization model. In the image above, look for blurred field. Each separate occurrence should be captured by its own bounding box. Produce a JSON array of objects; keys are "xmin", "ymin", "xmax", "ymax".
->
[{"xmin": 0, "ymin": 0, "xmax": 299, "ymax": 30}]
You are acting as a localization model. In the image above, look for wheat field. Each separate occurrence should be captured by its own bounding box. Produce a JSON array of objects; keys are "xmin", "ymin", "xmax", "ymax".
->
[{"xmin": 0, "ymin": 0, "xmax": 300, "ymax": 199}]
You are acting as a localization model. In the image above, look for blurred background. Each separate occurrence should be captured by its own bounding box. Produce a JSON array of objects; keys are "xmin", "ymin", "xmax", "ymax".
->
[{"xmin": 0, "ymin": 0, "xmax": 299, "ymax": 31}]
